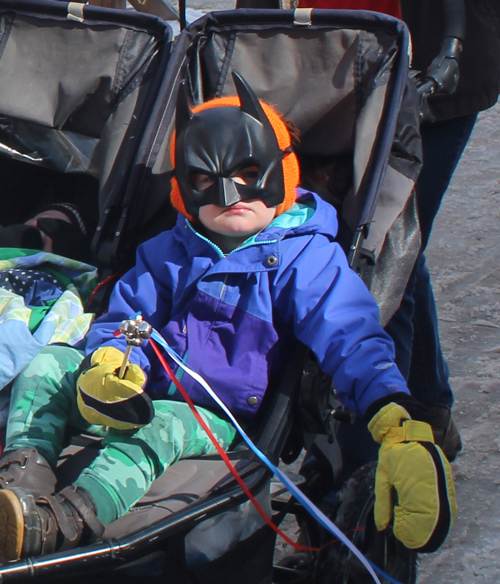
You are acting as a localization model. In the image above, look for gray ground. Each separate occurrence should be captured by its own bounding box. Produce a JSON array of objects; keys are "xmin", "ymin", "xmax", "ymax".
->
[{"xmin": 416, "ymin": 101, "xmax": 500, "ymax": 583}]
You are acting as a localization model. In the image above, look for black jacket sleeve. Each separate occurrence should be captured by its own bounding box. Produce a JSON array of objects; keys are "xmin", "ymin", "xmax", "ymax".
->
[{"xmin": 401, "ymin": 0, "xmax": 500, "ymax": 120}]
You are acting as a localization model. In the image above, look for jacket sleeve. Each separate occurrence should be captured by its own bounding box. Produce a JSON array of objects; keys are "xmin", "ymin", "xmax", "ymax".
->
[
  {"xmin": 271, "ymin": 234, "xmax": 410, "ymax": 416},
  {"xmin": 84, "ymin": 235, "xmax": 175, "ymax": 376}
]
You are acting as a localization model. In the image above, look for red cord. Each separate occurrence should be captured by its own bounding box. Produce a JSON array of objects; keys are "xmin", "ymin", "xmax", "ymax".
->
[
  {"xmin": 149, "ymin": 338, "xmax": 325, "ymax": 552},
  {"xmin": 87, "ymin": 273, "xmax": 119, "ymax": 309},
  {"xmin": 149, "ymin": 338, "xmax": 365, "ymax": 553}
]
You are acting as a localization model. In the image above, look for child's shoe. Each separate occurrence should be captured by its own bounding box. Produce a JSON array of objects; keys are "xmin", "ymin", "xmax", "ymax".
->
[
  {"xmin": 0, "ymin": 449, "xmax": 57, "ymax": 498},
  {"xmin": 0, "ymin": 485, "xmax": 104, "ymax": 561}
]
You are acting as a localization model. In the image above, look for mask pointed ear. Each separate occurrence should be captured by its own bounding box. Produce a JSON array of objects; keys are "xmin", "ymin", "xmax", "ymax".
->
[
  {"xmin": 176, "ymin": 80, "xmax": 193, "ymax": 133},
  {"xmin": 232, "ymin": 70, "xmax": 267, "ymax": 124}
]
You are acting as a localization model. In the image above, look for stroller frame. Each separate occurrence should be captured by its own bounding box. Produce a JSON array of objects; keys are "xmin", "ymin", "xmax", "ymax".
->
[{"xmin": 0, "ymin": 3, "xmax": 422, "ymax": 583}]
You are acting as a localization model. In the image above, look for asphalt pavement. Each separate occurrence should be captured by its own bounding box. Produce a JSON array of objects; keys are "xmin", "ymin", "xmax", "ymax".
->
[{"xmin": 417, "ymin": 99, "xmax": 500, "ymax": 584}]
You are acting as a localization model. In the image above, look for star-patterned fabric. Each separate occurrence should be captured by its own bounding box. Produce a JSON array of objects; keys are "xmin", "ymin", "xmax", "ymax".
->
[
  {"xmin": 0, "ymin": 269, "xmax": 63, "ymax": 299},
  {"xmin": 0, "ymin": 248, "xmax": 98, "ymax": 419}
]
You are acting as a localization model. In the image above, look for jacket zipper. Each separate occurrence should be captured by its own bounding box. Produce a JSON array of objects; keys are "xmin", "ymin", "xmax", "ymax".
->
[
  {"xmin": 186, "ymin": 220, "xmax": 278, "ymax": 257},
  {"xmin": 186, "ymin": 221, "xmax": 225, "ymax": 258}
]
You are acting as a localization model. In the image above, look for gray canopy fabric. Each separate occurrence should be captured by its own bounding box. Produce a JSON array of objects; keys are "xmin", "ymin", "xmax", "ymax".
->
[
  {"xmin": 0, "ymin": 1, "xmax": 171, "ymax": 243},
  {"xmin": 0, "ymin": 5, "xmax": 421, "ymax": 323},
  {"xmin": 142, "ymin": 11, "xmax": 421, "ymax": 324}
]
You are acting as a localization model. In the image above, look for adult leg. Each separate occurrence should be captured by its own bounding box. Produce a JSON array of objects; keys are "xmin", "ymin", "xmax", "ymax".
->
[
  {"xmin": 407, "ymin": 113, "xmax": 477, "ymax": 403},
  {"xmin": 331, "ymin": 115, "xmax": 478, "ymax": 477},
  {"xmin": 386, "ymin": 114, "xmax": 477, "ymax": 460},
  {"xmin": 386, "ymin": 113, "xmax": 477, "ymax": 390},
  {"xmin": 407, "ymin": 254, "xmax": 453, "ymax": 406}
]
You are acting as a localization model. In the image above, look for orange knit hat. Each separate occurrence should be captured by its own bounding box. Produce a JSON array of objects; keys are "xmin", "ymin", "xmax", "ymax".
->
[{"xmin": 170, "ymin": 96, "xmax": 300, "ymax": 222}]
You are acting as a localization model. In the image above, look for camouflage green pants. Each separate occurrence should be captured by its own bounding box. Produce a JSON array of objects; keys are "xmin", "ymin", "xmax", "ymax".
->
[{"xmin": 7, "ymin": 345, "xmax": 237, "ymax": 524}]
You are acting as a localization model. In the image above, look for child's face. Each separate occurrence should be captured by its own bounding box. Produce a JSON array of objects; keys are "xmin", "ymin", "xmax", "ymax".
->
[{"xmin": 198, "ymin": 198, "xmax": 276, "ymax": 252}]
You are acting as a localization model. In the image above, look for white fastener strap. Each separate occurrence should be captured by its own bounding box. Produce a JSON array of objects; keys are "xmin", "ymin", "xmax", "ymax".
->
[
  {"xmin": 67, "ymin": 2, "xmax": 85, "ymax": 22},
  {"xmin": 293, "ymin": 8, "xmax": 313, "ymax": 26}
]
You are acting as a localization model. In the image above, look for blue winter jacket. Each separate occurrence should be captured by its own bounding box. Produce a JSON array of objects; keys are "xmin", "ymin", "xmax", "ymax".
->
[{"xmin": 86, "ymin": 190, "xmax": 409, "ymax": 421}]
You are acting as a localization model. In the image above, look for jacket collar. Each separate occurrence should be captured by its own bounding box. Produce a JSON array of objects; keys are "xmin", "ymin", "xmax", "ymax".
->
[{"xmin": 174, "ymin": 189, "xmax": 339, "ymax": 270}]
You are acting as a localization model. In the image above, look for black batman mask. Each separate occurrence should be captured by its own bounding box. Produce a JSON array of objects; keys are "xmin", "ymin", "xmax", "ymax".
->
[{"xmin": 174, "ymin": 72, "xmax": 288, "ymax": 217}]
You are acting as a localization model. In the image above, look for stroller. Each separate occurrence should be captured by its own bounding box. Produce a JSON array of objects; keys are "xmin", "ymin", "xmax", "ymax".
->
[{"xmin": 0, "ymin": 1, "xmax": 423, "ymax": 582}]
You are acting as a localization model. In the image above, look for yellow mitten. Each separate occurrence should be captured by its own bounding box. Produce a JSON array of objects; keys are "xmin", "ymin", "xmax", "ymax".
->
[
  {"xmin": 77, "ymin": 346, "xmax": 153, "ymax": 430},
  {"xmin": 368, "ymin": 402, "xmax": 457, "ymax": 552}
]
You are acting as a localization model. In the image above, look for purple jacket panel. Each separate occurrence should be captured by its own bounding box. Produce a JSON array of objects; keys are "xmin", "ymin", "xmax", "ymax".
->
[{"xmin": 85, "ymin": 191, "xmax": 409, "ymax": 419}]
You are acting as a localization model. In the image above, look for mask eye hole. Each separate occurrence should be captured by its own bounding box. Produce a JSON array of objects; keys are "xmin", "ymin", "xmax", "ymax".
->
[
  {"xmin": 190, "ymin": 173, "xmax": 216, "ymax": 191},
  {"xmin": 230, "ymin": 166, "xmax": 259, "ymax": 186}
]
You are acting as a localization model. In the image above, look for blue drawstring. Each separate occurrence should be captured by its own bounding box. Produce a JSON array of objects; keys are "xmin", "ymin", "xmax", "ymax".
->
[{"xmin": 149, "ymin": 328, "xmax": 408, "ymax": 584}]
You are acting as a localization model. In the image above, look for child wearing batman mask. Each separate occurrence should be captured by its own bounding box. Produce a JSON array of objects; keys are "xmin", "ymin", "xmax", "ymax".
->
[{"xmin": 0, "ymin": 73, "xmax": 456, "ymax": 562}]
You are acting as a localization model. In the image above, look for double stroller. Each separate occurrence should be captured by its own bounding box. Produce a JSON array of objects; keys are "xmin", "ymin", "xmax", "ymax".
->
[{"xmin": 0, "ymin": 1, "xmax": 422, "ymax": 582}]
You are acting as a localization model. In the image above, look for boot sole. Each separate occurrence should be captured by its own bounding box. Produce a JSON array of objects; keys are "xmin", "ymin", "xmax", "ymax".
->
[{"xmin": 0, "ymin": 489, "xmax": 25, "ymax": 561}]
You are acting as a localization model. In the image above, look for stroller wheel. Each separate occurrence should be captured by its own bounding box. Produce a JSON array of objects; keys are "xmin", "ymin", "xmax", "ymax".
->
[{"xmin": 315, "ymin": 462, "xmax": 417, "ymax": 584}]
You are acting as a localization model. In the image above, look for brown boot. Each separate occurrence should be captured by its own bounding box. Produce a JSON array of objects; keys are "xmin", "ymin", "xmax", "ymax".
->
[
  {"xmin": 428, "ymin": 405, "xmax": 463, "ymax": 462},
  {"xmin": 0, "ymin": 486, "xmax": 104, "ymax": 561},
  {"xmin": 0, "ymin": 449, "xmax": 57, "ymax": 498}
]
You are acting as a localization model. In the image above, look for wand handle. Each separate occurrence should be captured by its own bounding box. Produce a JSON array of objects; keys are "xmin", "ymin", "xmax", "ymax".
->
[{"xmin": 118, "ymin": 345, "xmax": 134, "ymax": 379}]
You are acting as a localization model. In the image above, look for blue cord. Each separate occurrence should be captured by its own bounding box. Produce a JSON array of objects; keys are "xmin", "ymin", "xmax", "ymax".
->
[{"xmin": 149, "ymin": 328, "xmax": 408, "ymax": 584}]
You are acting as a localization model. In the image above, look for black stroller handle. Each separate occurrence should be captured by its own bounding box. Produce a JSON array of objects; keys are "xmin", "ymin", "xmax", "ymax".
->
[
  {"xmin": 441, "ymin": 0, "xmax": 466, "ymax": 40},
  {"xmin": 179, "ymin": 0, "xmax": 186, "ymax": 29},
  {"xmin": 417, "ymin": 0, "xmax": 465, "ymax": 121}
]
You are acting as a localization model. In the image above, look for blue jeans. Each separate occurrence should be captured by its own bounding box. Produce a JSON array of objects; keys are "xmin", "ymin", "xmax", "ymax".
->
[
  {"xmin": 332, "ymin": 113, "xmax": 478, "ymax": 482},
  {"xmin": 385, "ymin": 112, "xmax": 478, "ymax": 407}
]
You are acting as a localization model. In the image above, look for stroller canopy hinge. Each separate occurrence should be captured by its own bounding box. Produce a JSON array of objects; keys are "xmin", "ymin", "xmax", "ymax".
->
[
  {"xmin": 67, "ymin": 2, "xmax": 85, "ymax": 22},
  {"xmin": 293, "ymin": 8, "xmax": 313, "ymax": 26}
]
